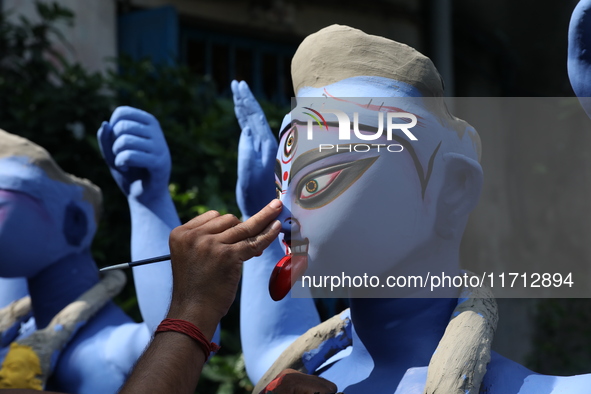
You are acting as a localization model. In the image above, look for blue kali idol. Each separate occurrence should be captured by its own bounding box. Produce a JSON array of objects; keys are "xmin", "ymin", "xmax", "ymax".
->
[{"xmin": 234, "ymin": 24, "xmax": 591, "ymax": 393}]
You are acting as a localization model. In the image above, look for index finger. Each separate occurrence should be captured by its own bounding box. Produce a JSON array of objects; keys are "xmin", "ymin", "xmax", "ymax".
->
[
  {"xmin": 240, "ymin": 85, "xmax": 264, "ymax": 117},
  {"xmin": 231, "ymin": 79, "xmax": 241, "ymax": 100},
  {"xmin": 222, "ymin": 199, "xmax": 282, "ymax": 244}
]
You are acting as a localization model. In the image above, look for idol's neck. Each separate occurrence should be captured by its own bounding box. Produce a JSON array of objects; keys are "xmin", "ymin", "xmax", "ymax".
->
[
  {"xmin": 28, "ymin": 249, "xmax": 99, "ymax": 328},
  {"xmin": 348, "ymin": 297, "xmax": 457, "ymax": 366},
  {"xmin": 347, "ymin": 237, "xmax": 461, "ymax": 370}
]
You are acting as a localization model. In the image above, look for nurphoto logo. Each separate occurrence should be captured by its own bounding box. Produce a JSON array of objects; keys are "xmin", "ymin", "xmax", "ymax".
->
[{"xmin": 302, "ymin": 106, "xmax": 417, "ymax": 153}]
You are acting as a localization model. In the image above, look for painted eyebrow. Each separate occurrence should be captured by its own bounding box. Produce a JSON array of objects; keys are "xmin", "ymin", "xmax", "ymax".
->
[
  {"xmin": 275, "ymin": 159, "xmax": 282, "ymax": 181},
  {"xmin": 279, "ymin": 122, "xmax": 292, "ymax": 139},
  {"xmin": 289, "ymin": 147, "xmax": 362, "ymax": 185}
]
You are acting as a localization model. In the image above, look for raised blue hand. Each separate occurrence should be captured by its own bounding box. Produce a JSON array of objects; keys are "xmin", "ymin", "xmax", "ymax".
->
[
  {"xmin": 97, "ymin": 106, "xmax": 179, "ymax": 333},
  {"xmin": 232, "ymin": 80, "xmax": 278, "ymax": 218},
  {"xmin": 569, "ymin": 0, "xmax": 591, "ymax": 118},
  {"xmin": 231, "ymin": 81, "xmax": 320, "ymax": 383},
  {"xmin": 97, "ymin": 106, "xmax": 172, "ymax": 203}
]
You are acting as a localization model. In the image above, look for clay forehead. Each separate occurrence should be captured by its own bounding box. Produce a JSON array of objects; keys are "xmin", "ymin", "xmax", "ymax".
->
[
  {"xmin": 288, "ymin": 76, "xmax": 481, "ymax": 161},
  {"xmin": 295, "ymin": 75, "xmax": 425, "ymax": 99},
  {"xmin": 280, "ymin": 109, "xmax": 422, "ymax": 148},
  {"xmin": 280, "ymin": 79, "xmax": 426, "ymax": 142}
]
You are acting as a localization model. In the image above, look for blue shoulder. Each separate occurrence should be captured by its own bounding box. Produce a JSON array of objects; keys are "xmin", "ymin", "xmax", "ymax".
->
[
  {"xmin": 49, "ymin": 302, "xmax": 150, "ymax": 394},
  {"xmin": 483, "ymin": 351, "xmax": 591, "ymax": 393}
]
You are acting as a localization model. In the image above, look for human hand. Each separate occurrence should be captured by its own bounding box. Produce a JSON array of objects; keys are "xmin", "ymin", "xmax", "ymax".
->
[
  {"xmin": 166, "ymin": 200, "xmax": 283, "ymax": 337},
  {"xmin": 97, "ymin": 106, "xmax": 172, "ymax": 203},
  {"xmin": 569, "ymin": 0, "xmax": 591, "ymax": 119},
  {"xmin": 232, "ymin": 80, "xmax": 278, "ymax": 218},
  {"xmin": 260, "ymin": 369, "xmax": 339, "ymax": 394}
]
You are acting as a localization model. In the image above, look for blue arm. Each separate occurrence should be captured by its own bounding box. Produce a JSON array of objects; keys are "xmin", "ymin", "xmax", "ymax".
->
[
  {"xmin": 232, "ymin": 80, "xmax": 320, "ymax": 383},
  {"xmin": 97, "ymin": 107, "xmax": 179, "ymax": 333},
  {"xmin": 569, "ymin": 0, "xmax": 591, "ymax": 118},
  {"xmin": 98, "ymin": 106, "xmax": 220, "ymax": 342}
]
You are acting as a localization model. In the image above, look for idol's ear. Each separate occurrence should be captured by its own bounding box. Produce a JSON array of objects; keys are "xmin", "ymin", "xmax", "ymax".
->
[
  {"xmin": 63, "ymin": 201, "xmax": 88, "ymax": 247},
  {"xmin": 435, "ymin": 153, "xmax": 483, "ymax": 240}
]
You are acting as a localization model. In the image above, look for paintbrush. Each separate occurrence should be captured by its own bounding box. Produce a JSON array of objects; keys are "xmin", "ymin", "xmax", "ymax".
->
[{"xmin": 99, "ymin": 254, "xmax": 171, "ymax": 272}]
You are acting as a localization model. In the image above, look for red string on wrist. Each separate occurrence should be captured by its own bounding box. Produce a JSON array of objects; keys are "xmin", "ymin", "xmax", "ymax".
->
[{"xmin": 155, "ymin": 318, "xmax": 220, "ymax": 361}]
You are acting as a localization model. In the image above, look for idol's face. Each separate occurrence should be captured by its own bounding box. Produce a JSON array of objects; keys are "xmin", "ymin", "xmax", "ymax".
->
[
  {"xmin": 275, "ymin": 78, "xmax": 445, "ymax": 279},
  {"xmin": 0, "ymin": 157, "xmax": 95, "ymax": 277},
  {"xmin": 0, "ymin": 188, "xmax": 67, "ymax": 277}
]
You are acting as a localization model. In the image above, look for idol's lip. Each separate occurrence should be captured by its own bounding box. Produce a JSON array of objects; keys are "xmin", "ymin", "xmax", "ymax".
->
[{"xmin": 282, "ymin": 238, "xmax": 309, "ymax": 255}]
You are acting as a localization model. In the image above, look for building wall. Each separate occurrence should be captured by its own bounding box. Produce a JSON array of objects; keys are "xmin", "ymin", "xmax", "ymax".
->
[{"xmin": 3, "ymin": 0, "xmax": 117, "ymax": 74}]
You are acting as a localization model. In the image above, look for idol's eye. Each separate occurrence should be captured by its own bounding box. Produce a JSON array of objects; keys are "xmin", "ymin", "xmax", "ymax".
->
[
  {"xmin": 300, "ymin": 171, "xmax": 342, "ymax": 200},
  {"xmin": 296, "ymin": 156, "xmax": 379, "ymax": 209},
  {"xmin": 283, "ymin": 126, "xmax": 298, "ymax": 158}
]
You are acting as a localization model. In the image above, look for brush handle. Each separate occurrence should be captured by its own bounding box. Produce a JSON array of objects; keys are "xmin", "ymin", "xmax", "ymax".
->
[{"xmin": 100, "ymin": 254, "xmax": 171, "ymax": 272}]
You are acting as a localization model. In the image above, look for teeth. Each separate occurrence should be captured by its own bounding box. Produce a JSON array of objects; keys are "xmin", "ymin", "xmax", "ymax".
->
[
  {"xmin": 286, "ymin": 240, "xmax": 309, "ymax": 255},
  {"xmin": 292, "ymin": 244, "xmax": 309, "ymax": 254}
]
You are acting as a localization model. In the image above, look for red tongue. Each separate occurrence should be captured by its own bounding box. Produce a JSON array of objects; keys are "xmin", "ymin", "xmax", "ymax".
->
[{"xmin": 269, "ymin": 254, "xmax": 308, "ymax": 301}]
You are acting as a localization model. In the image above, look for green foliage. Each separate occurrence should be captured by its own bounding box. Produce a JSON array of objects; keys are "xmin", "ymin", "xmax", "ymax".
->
[
  {"xmin": 0, "ymin": 1, "xmax": 137, "ymax": 320},
  {"xmin": 199, "ymin": 354, "xmax": 253, "ymax": 393},
  {"xmin": 0, "ymin": 2, "xmax": 287, "ymax": 392},
  {"xmin": 527, "ymin": 299, "xmax": 591, "ymax": 375}
]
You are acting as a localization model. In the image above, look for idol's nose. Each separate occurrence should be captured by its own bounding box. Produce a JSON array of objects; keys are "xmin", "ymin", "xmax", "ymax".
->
[
  {"xmin": 276, "ymin": 203, "xmax": 300, "ymax": 242},
  {"xmin": 277, "ymin": 203, "xmax": 292, "ymax": 233}
]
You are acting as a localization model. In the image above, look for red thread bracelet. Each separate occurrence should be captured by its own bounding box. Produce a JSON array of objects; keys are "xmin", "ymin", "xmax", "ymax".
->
[{"xmin": 156, "ymin": 318, "xmax": 220, "ymax": 361}]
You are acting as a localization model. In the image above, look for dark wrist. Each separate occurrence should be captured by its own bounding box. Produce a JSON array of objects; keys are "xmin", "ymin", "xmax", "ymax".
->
[{"xmin": 166, "ymin": 303, "xmax": 221, "ymax": 340}]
